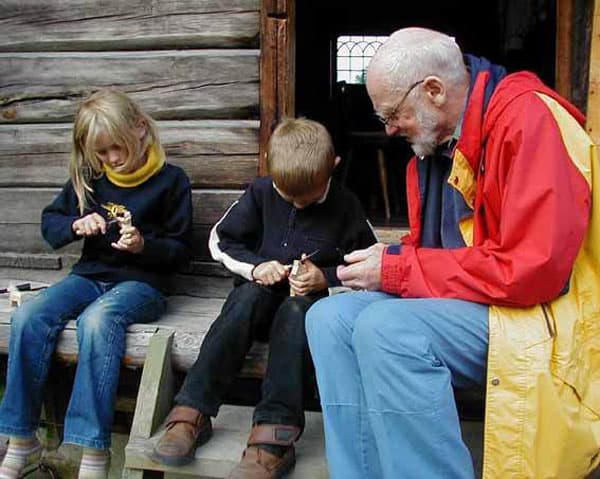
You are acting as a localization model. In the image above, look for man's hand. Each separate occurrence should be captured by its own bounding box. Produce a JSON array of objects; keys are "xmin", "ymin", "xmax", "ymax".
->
[
  {"xmin": 72, "ymin": 213, "xmax": 107, "ymax": 237},
  {"xmin": 111, "ymin": 222, "xmax": 145, "ymax": 254},
  {"xmin": 288, "ymin": 257, "xmax": 327, "ymax": 296},
  {"xmin": 336, "ymin": 243, "xmax": 386, "ymax": 290},
  {"xmin": 252, "ymin": 260, "xmax": 291, "ymax": 285}
]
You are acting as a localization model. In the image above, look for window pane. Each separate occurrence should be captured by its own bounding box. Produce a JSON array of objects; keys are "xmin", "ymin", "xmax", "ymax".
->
[{"xmin": 336, "ymin": 35, "xmax": 388, "ymax": 84}]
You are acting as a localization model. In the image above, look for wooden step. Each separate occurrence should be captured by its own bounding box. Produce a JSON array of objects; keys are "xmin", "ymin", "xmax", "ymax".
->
[{"xmin": 125, "ymin": 405, "xmax": 328, "ymax": 479}]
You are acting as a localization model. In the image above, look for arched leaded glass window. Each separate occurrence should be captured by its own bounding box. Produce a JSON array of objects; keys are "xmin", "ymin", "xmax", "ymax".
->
[{"xmin": 336, "ymin": 35, "xmax": 389, "ymax": 84}]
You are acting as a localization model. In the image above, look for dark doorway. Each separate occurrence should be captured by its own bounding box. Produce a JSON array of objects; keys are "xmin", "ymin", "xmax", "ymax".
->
[{"xmin": 295, "ymin": 0, "xmax": 556, "ymax": 227}]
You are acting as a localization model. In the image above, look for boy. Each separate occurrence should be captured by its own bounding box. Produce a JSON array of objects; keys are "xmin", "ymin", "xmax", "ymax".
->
[{"xmin": 150, "ymin": 118, "xmax": 376, "ymax": 479}]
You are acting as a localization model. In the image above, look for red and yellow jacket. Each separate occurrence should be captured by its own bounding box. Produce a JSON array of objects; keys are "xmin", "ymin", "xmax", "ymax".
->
[{"xmin": 382, "ymin": 63, "xmax": 600, "ymax": 477}]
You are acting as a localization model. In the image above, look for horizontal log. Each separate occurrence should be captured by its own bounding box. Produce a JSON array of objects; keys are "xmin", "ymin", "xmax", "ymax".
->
[
  {"xmin": 0, "ymin": 187, "xmax": 242, "ymax": 225},
  {"xmin": 0, "ymin": 120, "xmax": 259, "ymax": 187},
  {"xmin": 0, "ymin": 223, "xmax": 215, "ymax": 262},
  {"xmin": 0, "ymin": 252, "xmax": 61, "ymax": 270},
  {"xmin": 0, "ymin": 266, "xmax": 233, "ymax": 299},
  {"xmin": 0, "ymin": 0, "xmax": 259, "ymax": 51},
  {"xmin": 0, "ymin": 51, "xmax": 259, "ymax": 123},
  {"xmin": 0, "ymin": 224, "xmax": 77, "ymax": 255}
]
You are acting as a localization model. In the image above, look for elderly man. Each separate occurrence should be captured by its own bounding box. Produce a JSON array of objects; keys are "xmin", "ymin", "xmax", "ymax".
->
[{"xmin": 306, "ymin": 27, "xmax": 600, "ymax": 478}]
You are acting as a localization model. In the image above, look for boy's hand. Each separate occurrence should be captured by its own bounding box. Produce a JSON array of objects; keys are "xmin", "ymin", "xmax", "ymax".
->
[
  {"xmin": 288, "ymin": 257, "xmax": 327, "ymax": 296},
  {"xmin": 72, "ymin": 212, "xmax": 107, "ymax": 236},
  {"xmin": 252, "ymin": 260, "xmax": 291, "ymax": 285},
  {"xmin": 111, "ymin": 222, "xmax": 144, "ymax": 254}
]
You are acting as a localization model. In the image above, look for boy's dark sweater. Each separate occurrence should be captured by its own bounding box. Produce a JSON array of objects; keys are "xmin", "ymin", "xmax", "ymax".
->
[
  {"xmin": 41, "ymin": 164, "xmax": 193, "ymax": 292},
  {"xmin": 210, "ymin": 176, "xmax": 377, "ymax": 290}
]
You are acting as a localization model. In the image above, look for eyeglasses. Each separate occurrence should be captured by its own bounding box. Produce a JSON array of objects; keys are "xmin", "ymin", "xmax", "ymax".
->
[{"xmin": 375, "ymin": 79, "xmax": 425, "ymax": 126}]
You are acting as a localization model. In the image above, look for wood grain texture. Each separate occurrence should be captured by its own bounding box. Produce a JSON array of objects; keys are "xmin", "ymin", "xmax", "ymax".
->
[
  {"xmin": 128, "ymin": 330, "xmax": 175, "ymax": 440},
  {"xmin": 0, "ymin": 294, "xmax": 266, "ymax": 374},
  {"xmin": 0, "ymin": 252, "xmax": 61, "ymax": 270},
  {"xmin": 0, "ymin": 121, "xmax": 259, "ymax": 187},
  {"xmin": 0, "ymin": 188, "xmax": 242, "ymax": 224},
  {"xmin": 0, "ymin": 224, "xmax": 214, "ymax": 263},
  {"xmin": 0, "ymin": 0, "xmax": 259, "ymax": 51},
  {"xmin": 0, "ymin": 51, "xmax": 259, "ymax": 123},
  {"xmin": 587, "ymin": 0, "xmax": 600, "ymax": 142}
]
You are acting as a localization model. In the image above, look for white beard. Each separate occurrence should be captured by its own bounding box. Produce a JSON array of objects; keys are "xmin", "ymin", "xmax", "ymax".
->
[{"xmin": 409, "ymin": 102, "xmax": 444, "ymax": 157}]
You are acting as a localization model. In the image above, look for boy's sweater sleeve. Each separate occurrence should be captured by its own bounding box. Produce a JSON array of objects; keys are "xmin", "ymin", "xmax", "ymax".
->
[
  {"xmin": 321, "ymin": 195, "xmax": 378, "ymax": 287},
  {"xmin": 208, "ymin": 181, "xmax": 270, "ymax": 280},
  {"xmin": 135, "ymin": 170, "xmax": 193, "ymax": 270},
  {"xmin": 41, "ymin": 181, "xmax": 82, "ymax": 250}
]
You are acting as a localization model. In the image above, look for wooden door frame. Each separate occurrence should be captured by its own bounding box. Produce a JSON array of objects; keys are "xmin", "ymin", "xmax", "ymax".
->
[
  {"xmin": 586, "ymin": 0, "xmax": 600, "ymax": 142},
  {"xmin": 556, "ymin": 0, "xmax": 600, "ymax": 141},
  {"xmin": 259, "ymin": 0, "xmax": 295, "ymax": 175}
]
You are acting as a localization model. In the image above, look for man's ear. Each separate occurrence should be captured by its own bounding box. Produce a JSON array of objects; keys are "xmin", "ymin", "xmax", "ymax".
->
[
  {"xmin": 423, "ymin": 75, "xmax": 446, "ymax": 107},
  {"xmin": 333, "ymin": 156, "xmax": 342, "ymax": 169}
]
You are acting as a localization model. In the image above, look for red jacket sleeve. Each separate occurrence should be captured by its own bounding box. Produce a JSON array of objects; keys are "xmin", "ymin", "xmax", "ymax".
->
[{"xmin": 381, "ymin": 93, "xmax": 591, "ymax": 307}]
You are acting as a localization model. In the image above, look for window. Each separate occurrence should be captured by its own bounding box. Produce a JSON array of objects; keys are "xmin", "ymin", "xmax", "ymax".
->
[{"xmin": 336, "ymin": 35, "xmax": 389, "ymax": 84}]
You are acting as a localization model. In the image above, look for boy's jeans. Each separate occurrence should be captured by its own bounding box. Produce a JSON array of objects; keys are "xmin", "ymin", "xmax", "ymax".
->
[
  {"xmin": 0, "ymin": 274, "xmax": 166, "ymax": 449},
  {"xmin": 306, "ymin": 291, "xmax": 489, "ymax": 479},
  {"xmin": 175, "ymin": 281, "xmax": 322, "ymax": 430}
]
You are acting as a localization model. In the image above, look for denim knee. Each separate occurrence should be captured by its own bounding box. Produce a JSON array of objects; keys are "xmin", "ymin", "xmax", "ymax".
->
[
  {"xmin": 352, "ymin": 304, "xmax": 436, "ymax": 366},
  {"xmin": 305, "ymin": 296, "xmax": 338, "ymax": 344},
  {"xmin": 275, "ymin": 296, "xmax": 311, "ymax": 334},
  {"xmin": 10, "ymin": 299, "xmax": 54, "ymax": 346}
]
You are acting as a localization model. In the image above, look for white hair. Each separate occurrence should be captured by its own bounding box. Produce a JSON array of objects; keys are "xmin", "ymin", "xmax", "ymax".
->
[{"xmin": 368, "ymin": 27, "xmax": 467, "ymax": 93}]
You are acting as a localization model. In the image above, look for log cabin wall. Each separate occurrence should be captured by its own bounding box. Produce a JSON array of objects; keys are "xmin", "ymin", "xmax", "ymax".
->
[{"xmin": 0, "ymin": 0, "xmax": 261, "ymax": 295}]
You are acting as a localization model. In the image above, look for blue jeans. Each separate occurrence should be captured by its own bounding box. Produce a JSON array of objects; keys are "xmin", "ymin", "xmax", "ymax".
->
[
  {"xmin": 305, "ymin": 291, "xmax": 488, "ymax": 479},
  {"xmin": 0, "ymin": 274, "xmax": 166, "ymax": 449}
]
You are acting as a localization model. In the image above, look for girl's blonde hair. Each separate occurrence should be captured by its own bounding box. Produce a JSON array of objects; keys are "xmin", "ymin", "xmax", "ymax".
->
[
  {"xmin": 267, "ymin": 118, "xmax": 335, "ymax": 197},
  {"xmin": 70, "ymin": 88, "xmax": 161, "ymax": 214}
]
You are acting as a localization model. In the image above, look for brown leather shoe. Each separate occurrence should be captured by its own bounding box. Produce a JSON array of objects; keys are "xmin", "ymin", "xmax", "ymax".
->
[
  {"xmin": 149, "ymin": 405, "xmax": 212, "ymax": 466},
  {"xmin": 226, "ymin": 424, "xmax": 300, "ymax": 479}
]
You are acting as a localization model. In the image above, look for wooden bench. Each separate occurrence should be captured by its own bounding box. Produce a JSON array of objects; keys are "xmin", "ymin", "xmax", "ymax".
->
[
  {"xmin": 0, "ymin": 275, "xmax": 328, "ymax": 478},
  {"xmin": 0, "ymin": 268, "xmax": 491, "ymax": 479}
]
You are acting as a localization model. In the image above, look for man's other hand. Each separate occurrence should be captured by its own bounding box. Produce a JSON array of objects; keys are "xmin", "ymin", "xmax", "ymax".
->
[{"xmin": 337, "ymin": 243, "xmax": 386, "ymax": 291}]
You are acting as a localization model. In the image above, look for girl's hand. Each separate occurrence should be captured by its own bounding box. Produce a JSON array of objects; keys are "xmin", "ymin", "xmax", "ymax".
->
[
  {"xmin": 288, "ymin": 257, "xmax": 327, "ymax": 296},
  {"xmin": 111, "ymin": 223, "xmax": 145, "ymax": 254},
  {"xmin": 72, "ymin": 213, "xmax": 107, "ymax": 237},
  {"xmin": 252, "ymin": 260, "xmax": 291, "ymax": 285}
]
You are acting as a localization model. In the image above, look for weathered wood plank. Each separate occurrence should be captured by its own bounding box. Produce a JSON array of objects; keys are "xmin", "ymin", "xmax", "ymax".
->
[
  {"xmin": 0, "ymin": 121, "xmax": 259, "ymax": 187},
  {"xmin": 128, "ymin": 330, "xmax": 175, "ymax": 440},
  {"xmin": 555, "ymin": 0, "xmax": 573, "ymax": 101},
  {"xmin": 0, "ymin": 252, "xmax": 61, "ymax": 270},
  {"xmin": 0, "ymin": 224, "xmax": 215, "ymax": 262},
  {"xmin": 0, "ymin": 188, "xmax": 242, "ymax": 225},
  {"xmin": 0, "ymin": 0, "xmax": 259, "ymax": 52},
  {"xmin": 0, "ymin": 51, "xmax": 259, "ymax": 123},
  {"xmin": 0, "ymin": 294, "xmax": 266, "ymax": 374},
  {"xmin": 258, "ymin": 1, "xmax": 295, "ymax": 175},
  {"xmin": 587, "ymin": 0, "xmax": 600, "ymax": 142}
]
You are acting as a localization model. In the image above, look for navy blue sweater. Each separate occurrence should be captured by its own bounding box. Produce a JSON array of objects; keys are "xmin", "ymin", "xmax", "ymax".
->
[
  {"xmin": 209, "ymin": 176, "xmax": 377, "ymax": 290},
  {"xmin": 42, "ymin": 164, "xmax": 193, "ymax": 292}
]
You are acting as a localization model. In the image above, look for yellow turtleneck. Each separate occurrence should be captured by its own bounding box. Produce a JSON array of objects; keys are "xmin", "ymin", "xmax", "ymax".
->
[{"xmin": 104, "ymin": 143, "xmax": 165, "ymax": 187}]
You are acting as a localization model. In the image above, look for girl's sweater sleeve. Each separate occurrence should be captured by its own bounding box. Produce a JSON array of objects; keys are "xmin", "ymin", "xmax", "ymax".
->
[{"xmin": 41, "ymin": 181, "xmax": 81, "ymax": 250}]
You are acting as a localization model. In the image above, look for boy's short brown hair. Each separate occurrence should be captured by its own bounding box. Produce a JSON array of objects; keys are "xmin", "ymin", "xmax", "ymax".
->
[{"xmin": 267, "ymin": 118, "xmax": 335, "ymax": 197}]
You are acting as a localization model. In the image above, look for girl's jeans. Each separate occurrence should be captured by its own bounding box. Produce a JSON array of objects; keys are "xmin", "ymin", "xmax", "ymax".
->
[
  {"xmin": 0, "ymin": 274, "xmax": 166, "ymax": 449},
  {"xmin": 306, "ymin": 291, "xmax": 489, "ymax": 479}
]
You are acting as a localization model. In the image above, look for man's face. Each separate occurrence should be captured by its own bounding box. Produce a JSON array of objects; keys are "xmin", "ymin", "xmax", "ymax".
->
[{"xmin": 368, "ymin": 75, "xmax": 444, "ymax": 157}]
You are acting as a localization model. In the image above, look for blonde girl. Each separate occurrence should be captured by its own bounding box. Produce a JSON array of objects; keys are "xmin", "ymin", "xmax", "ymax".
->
[{"xmin": 0, "ymin": 89, "xmax": 192, "ymax": 479}]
